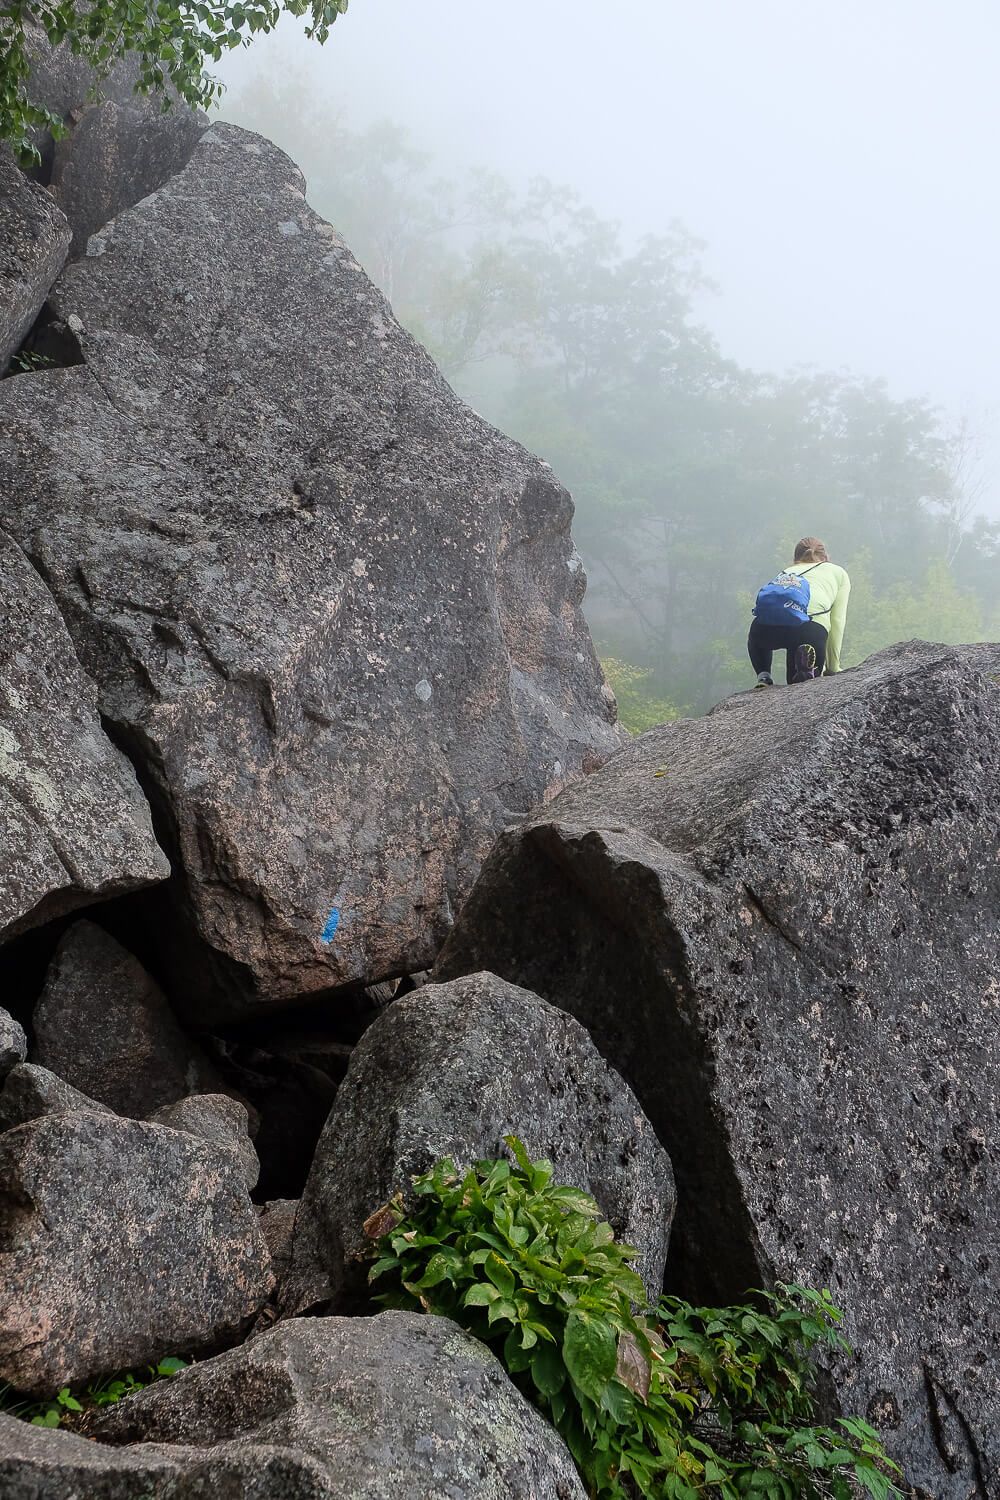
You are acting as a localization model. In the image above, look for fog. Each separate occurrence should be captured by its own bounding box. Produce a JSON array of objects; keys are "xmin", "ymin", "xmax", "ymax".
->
[{"xmin": 216, "ymin": 0, "xmax": 1000, "ymax": 717}]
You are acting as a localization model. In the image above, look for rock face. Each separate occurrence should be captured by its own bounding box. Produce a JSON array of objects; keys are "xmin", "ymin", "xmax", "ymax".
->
[
  {"xmin": 257, "ymin": 1198, "xmax": 298, "ymax": 1289},
  {"xmin": 436, "ymin": 641, "xmax": 1000, "ymax": 1498},
  {"xmin": 0, "ymin": 1110, "xmax": 271, "ymax": 1394},
  {"xmin": 149, "ymin": 1093, "xmax": 259, "ymax": 1191},
  {"xmin": 50, "ymin": 96, "xmax": 207, "ymax": 258},
  {"xmin": 32, "ymin": 920, "xmax": 222, "ymax": 1115},
  {"xmin": 0, "ymin": 149, "xmax": 70, "ymax": 370},
  {"xmin": 0, "ymin": 1062, "xmax": 112, "ymax": 1133},
  {"xmin": 0, "ymin": 532, "xmax": 168, "ymax": 944},
  {"xmin": 23, "ymin": 26, "xmax": 206, "ymax": 254},
  {"xmin": 286, "ymin": 971, "xmax": 674, "ymax": 1313},
  {"xmin": 94, "ymin": 1313, "xmax": 587, "ymax": 1500},
  {"xmin": 0, "ymin": 121, "xmax": 623, "ymax": 1023},
  {"xmin": 0, "ymin": 1007, "xmax": 27, "ymax": 1079},
  {"xmin": 0, "ymin": 1417, "xmax": 182, "ymax": 1499}
]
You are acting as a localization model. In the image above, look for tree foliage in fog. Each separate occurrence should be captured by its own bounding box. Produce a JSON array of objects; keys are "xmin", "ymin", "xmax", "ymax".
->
[
  {"xmin": 0, "ymin": 0, "xmax": 347, "ymax": 162},
  {"xmin": 228, "ymin": 77, "xmax": 999, "ymax": 722}
]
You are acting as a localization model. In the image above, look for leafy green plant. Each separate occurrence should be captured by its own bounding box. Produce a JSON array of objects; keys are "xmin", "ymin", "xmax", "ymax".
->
[
  {"xmin": 1, "ymin": 0, "xmax": 350, "ymax": 164},
  {"xmin": 7, "ymin": 348, "xmax": 54, "ymax": 376},
  {"xmin": 0, "ymin": 1356, "xmax": 188, "ymax": 1430},
  {"xmin": 367, "ymin": 1138, "xmax": 902, "ymax": 1499}
]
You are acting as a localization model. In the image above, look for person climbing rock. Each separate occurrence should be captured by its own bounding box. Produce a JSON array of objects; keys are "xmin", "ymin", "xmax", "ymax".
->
[{"xmin": 748, "ymin": 537, "xmax": 851, "ymax": 687}]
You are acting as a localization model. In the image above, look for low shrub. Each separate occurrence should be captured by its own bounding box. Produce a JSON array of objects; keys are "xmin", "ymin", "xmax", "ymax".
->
[
  {"xmin": 0, "ymin": 1356, "xmax": 187, "ymax": 1430},
  {"xmin": 367, "ymin": 1137, "xmax": 902, "ymax": 1500}
]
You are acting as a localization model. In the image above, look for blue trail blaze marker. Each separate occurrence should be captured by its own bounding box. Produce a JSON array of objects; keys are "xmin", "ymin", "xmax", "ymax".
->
[{"xmin": 321, "ymin": 907, "xmax": 340, "ymax": 944}]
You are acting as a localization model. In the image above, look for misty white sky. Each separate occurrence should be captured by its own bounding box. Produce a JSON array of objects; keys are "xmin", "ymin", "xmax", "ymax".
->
[{"xmin": 218, "ymin": 0, "xmax": 1000, "ymax": 516}]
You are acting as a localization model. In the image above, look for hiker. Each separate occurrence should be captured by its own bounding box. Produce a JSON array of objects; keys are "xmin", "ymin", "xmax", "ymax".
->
[{"xmin": 749, "ymin": 537, "xmax": 851, "ymax": 687}]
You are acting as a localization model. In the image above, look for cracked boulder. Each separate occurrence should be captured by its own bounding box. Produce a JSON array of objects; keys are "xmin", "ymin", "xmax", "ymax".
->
[
  {"xmin": 0, "ymin": 1109, "xmax": 271, "ymax": 1394},
  {"xmin": 32, "ymin": 920, "xmax": 223, "ymax": 1116},
  {"xmin": 0, "ymin": 531, "xmax": 168, "ymax": 945},
  {"xmin": 0, "ymin": 1008, "xmax": 27, "ymax": 1080},
  {"xmin": 285, "ymin": 971, "xmax": 675, "ymax": 1314},
  {"xmin": 257, "ymin": 1198, "xmax": 298, "ymax": 1290},
  {"xmin": 436, "ymin": 641, "xmax": 1000, "ymax": 1499},
  {"xmin": 0, "ymin": 148, "xmax": 71, "ymax": 371},
  {"xmin": 92, "ymin": 1313, "xmax": 586, "ymax": 1500},
  {"xmin": 23, "ymin": 28, "xmax": 206, "ymax": 255},
  {"xmin": 0, "ymin": 1062, "xmax": 112, "ymax": 1133},
  {"xmin": 0, "ymin": 121, "xmax": 622, "ymax": 1023},
  {"xmin": 148, "ymin": 1093, "xmax": 259, "ymax": 1192}
]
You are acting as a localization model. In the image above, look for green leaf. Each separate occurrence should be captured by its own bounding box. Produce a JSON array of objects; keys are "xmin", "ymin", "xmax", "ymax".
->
[
  {"xmin": 503, "ymin": 1134, "xmax": 532, "ymax": 1172},
  {"xmin": 483, "ymin": 1254, "xmax": 515, "ymax": 1298},
  {"xmin": 462, "ymin": 1282, "xmax": 499, "ymax": 1308},
  {"xmin": 530, "ymin": 1341, "xmax": 566, "ymax": 1397},
  {"xmin": 368, "ymin": 1255, "xmax": 401, "ymax": 1283},
  {"xmin": 487, "ymin": 1297, "xmax": 517, "ymax": 1325},
  {"xmin": 416, "ymin": 1252, "xmax": 456, "ymax": 1289},
  {"xmin": 562, "ymin": 1307, "xmax": 617, "ymax": 1403}
]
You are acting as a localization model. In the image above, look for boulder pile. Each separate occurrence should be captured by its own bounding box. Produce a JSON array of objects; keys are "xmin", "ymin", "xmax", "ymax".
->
[
  {"xmin": 0, "ymin": 32, "xmax": 997, "ymax": 1500},
  {"xmin": 437, "ymin": 639, "xmax": 1000, "ymax": 1497}
]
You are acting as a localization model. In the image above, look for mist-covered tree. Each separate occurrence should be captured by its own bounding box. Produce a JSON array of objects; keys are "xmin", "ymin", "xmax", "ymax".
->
[
  {"xmin": 0, "ymin": 0, "xmax": 348, "ymax": 163},
  {"xmin": 223, "ymin": 78, "xmax": 999, "ymax": 717}
]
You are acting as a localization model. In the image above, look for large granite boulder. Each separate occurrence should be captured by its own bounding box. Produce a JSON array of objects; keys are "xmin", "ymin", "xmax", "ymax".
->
[
  {"xmin": 149, "ymin": 1093, "xmax": 259, "ymax": 1191},
  {"xmin": 0, "ymin": 1110, "xmax": 271, "ymax": 1394},
  {"xmin": 436, "ymin": 641, "xmax": 1000, "ymax": 1498},
  {"xmin": 0, "ymin": 121, "xmax": 622, "ymax": 1023},
  {"xmin": 257, "ymin": 1198, "xmax": 298, "ymax": 1290},
  {"xmin": 0, "ymin": 1418, "xmax": 182, "ymax": 1498},
  {"xmin": 285, "ymin": 971, "xmax": 674, "ymax": 1314},
  {"xmin": 32, "ymin": 919, "xmax": 223, "ymax": 1116},
  {"xmin": 95, "ymin": 1313, "xmax": 586, "ymax": 1499},
  {"xmin": 0, "ymin": 149, "xmax": 70, "ymax": 371},
  {"xmin": 22, "ymin": 27, "xmax": 206, "ymax": 253},
  {"xmin": 0, "ymin": 1007, "xmax": 27, "ymax": 1079},
  {"xmin": 50, "ymin": 96, "xmax": 207, "ymax": 258},
  {"xmin": 0, "ymin": 532, "xmax": 168, "ymax": 945},
  {"xmin": 0, "ymin": 1062, "xmax": 112, "ymax": 1133}
]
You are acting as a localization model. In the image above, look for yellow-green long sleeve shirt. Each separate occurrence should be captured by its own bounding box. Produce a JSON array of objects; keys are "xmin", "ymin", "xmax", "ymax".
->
[{"xmin": 788, "ymin": 561, "xmax": 851, "ymax": 672}]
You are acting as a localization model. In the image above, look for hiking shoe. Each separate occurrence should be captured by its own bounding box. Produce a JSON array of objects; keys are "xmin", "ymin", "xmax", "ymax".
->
[
  {"xmin": 792, "ymin": 644, "xmax": 817, "ymax": 683},
  {"xmin": 754, "ymin": 671, "xmax": 774, "ymax": 689}
]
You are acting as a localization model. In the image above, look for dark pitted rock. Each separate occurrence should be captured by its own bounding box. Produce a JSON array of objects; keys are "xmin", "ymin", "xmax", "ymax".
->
[
  {"xmin": 51, "ymin": 97, "xmax": 207, "ymax": 258},
  {"xmin": 257, "ymin": 1198, "xmax": 299, "ymax": 1290},
  {"xmin": 436, "ymin": 640, "xmax": 1000, "ymax": 1498},
  {"xmin": 0, "ymin": 1110, "xmax": 271, "ymax": 1394},
  {"xmin": 0, "ymin": 1007, "xmax": 27, "ymax": 1080},
  {"xmin": 0, "ymin": 1413, "xmax": 381, "ymax": 1498},
  {"xmin": 149, "ymin": 1093, "xmax": 259, "ymax": 1191},
  {"xmin": 0, "ymin": 121, "xmax": 623, "ymax": 1024},
  {"xmin": 23, "ymin": 28, "xmax": 206, "ymax": 254},
  {"xmin": 284, "ymin": 971, "xmax": 674, "ymax": 1314},
  {"xmin": 32, "ymin": 920, "xmax": 223, "ymax": 1116},
  {"xmin": 0, "ymin": 1061, "xmax": 111, "ymax": 1132},
  {"xmin": 0, "ymin": 533, "xmax": 168, "ymax": 946},
  {"xmin": 94, "ymin": 1313, "xmax": 586, "ymax": 1499},
  {"xmin": 0, "ymin": 150, "xmax": 70, "ymax": 371},
  {"xmin": 0, "ymin": 1416, "xmax": 184, "ymax": 1498}
]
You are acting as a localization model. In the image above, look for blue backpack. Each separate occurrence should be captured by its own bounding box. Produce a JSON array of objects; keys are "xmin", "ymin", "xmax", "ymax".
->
[{"xmin": 753, "ymin": 564, "xmax": 821, "ymax": 627}]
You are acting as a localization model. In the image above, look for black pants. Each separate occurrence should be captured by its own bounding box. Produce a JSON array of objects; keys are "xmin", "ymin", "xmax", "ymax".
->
[{"xmin": 748, "ymin": 618, "xmax": 828, "ymax": 683}]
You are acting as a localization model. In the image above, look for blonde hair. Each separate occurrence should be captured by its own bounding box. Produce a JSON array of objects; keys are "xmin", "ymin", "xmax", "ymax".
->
[{"xmin": 793, "ymin": 536, "xmax": 829, "ymax": 563}]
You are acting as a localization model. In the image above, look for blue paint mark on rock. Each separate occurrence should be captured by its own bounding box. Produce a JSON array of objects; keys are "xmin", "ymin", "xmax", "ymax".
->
[{"xmin": 321, "ymin": 907, "xmax": 341, "ymax": 944}]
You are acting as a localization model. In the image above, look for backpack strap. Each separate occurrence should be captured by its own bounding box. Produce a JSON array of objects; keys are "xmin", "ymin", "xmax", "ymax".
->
[{"xmin": 797, "ymin": 561, "xmax": 832, "ymax": 618}]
